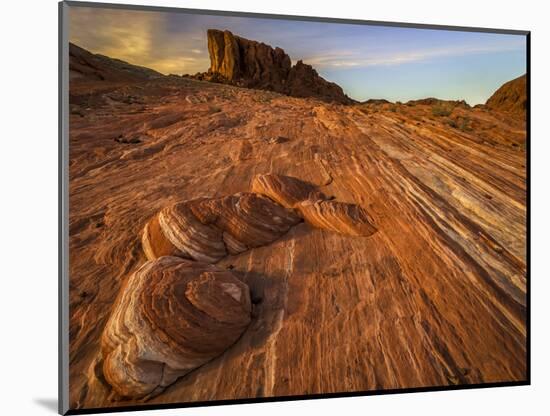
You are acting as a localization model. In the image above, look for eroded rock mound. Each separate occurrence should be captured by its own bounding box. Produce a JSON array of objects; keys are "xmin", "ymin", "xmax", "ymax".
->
[
  {"xmin": 190, "ymin": 193, "xmax": 302, "ymax": 249},
  {"xmin": 251, "ymin": 173, "xmax": 327, "ymax": 208},
  {"xmin": 299, "ymin": 200, "xmax": 377, "ymax": 237},
  {"xmin": 486, "ymin": 74, "xmax": 527, "ymax": 116},
  {"xmin": 198, "ymin": 29, "xmax": 353, "ymax": 104},
  {"xmin": 142, "ymin": 193, "xmax": 301, "ymax": 262},
  {"xmin": 101, "ymin": 256, "xmax": 252, "ymax": 399}
]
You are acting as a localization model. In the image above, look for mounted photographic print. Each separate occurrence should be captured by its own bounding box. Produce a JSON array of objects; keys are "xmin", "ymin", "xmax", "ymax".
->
[{"xmin": 59, "ymin": 1, "xmax": 530, "ymax": 414}]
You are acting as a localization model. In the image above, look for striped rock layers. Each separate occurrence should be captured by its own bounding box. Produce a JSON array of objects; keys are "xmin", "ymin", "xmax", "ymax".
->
[
  {"xmin": 252, "ymin": 174, "xmax": 377, "ymax": 237},
  {"xmin": 298, "ymin": 200, "xmax": 377, "ymax": 237},
  {"xmin": 100, "ymin": 256, "xmax": 252, "ymax": 399},
  {"xmin": 250, "ymin": 173, "xmax": 327, "ymax": 208},
  {"xmin": 142, "ymin": 192, "xmax": 302, "ymax": 263}
]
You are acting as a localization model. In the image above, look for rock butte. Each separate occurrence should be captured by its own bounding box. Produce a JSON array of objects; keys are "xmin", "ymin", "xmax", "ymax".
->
[
  {"xmin": 101, "ymin": 256, "xmax": 252, "ymax": 399},
  {"xmin": 191, "ymin": 29, "xmax": 354, "ymax": 104},
  {"xmin": 68, "ymin": 38, "xmax": 527, "ymax": 410}
]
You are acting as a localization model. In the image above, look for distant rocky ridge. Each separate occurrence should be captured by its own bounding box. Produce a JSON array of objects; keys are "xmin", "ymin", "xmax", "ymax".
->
[
  {"xmin": 486, "ymin": 74, "xmax": 527, "ymax": 116},
  {"xmin": 405, "ymin": 98, "xmax": 471, "ymax": 108},
  {"xmin": 361, "ymin": 98, "xmax": 391, "ymax": 105},
  {"xmin": 191, "ymin": 29, "xmax": 354, "ymax": 104},
  {"xmin": 69, "ymin": 42, "xmax": 163, "ymax": 82}
]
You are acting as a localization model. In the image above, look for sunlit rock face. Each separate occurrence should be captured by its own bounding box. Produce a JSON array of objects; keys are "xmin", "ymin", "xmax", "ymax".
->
[
  {"xmin": 204, "ymin": 29, "xmax": 353, "ymax": 104},
  {"xmin": 100, "ymin": 256, "xmax": 252, "ymax": 399}
]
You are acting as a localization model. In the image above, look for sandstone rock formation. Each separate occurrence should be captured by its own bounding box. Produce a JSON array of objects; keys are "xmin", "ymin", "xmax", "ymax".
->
[
  {"xmin": 207, "ymin": 29, "xmax": 291, "ymax": 89},
  {"xmin": 143, "ymin": 175, "xmax": 377, "ymax": 263},
  {"xmin": 101, "ymin": 256, "xmax": 252, "ymax": 399},
  {"xmin": 251, "ymin": 173, "xmax": 377, "ymax": 236},
  {"xmin": 486, "ymin": 74, "xmax": 527, "ymax": 116},
  {"xmin": 199, "ymin": 29, "xmax": 353, "ymax": 104},
  {"xmin": 142, "ymin": 193, "xmax": 301, "ymax": 263}
]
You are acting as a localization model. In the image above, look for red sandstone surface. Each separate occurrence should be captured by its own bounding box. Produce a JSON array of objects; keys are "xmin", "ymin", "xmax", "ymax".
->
[{"xmin": 67, "ymin": 38, "xmax": 527, "ymax": 410}]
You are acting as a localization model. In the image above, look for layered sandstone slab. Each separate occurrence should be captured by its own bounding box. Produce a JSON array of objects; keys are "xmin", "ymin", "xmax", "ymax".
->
[
  {"xmin": 298, "ymin": 200, "xmax": 377, "ymax": 237},
  {"xmin": 251, "ymin": 173, "xmax": 377, "ymax": 236},
  {"xmin": 143, "ymin": 177, "xmax": 377, "ymax": 264},
  {"xmin": 101, "ymin": 256, "xmax": 252, "ymax": 399}
]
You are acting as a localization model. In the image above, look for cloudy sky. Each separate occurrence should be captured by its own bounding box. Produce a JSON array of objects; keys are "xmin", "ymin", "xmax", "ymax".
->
[{"xmin": 69, "ymin": 6, "xmax": 526, "ymax": 104}]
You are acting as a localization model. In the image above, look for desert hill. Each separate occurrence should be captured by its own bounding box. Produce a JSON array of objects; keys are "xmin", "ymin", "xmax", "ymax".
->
[
  {"xmin": 67, "ymin": 39, "xmax": 527, "ymax": 410},
  {"xmin": 486, "ymin": 74, "xmax": 527, "ymax": 116},
  {"xmin": 69, "ymin": 42, "xmax": 163, "ymax": 83}
]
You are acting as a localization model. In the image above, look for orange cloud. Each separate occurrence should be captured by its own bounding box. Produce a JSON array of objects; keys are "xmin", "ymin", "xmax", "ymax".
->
[{"xmin": 69, "ymin": 7, "xmax": 210, "ymax": 75}]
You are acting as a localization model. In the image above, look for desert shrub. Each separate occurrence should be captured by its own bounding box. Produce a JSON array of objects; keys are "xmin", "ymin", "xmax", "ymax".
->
[
  {"xmin": 447, "ymin": 116, "xmax": 472, "ymax": 131},
  {"xmin": 459, "ymin": 116, "xmax": 472, "ymax": 131},
  {"xmin": 446, "ymin": 119, "xmax": 458, "ymax": 128},
  {"xmin": 254, "ymin": 93, "xmax": 274, "ymax": 104},
  {"xmin": 358, "ymin": 106, "xmax": 370, "ymax": 115},
  {"xmin": 432, "ymin": 104, "xmax": 453, "ymax": 117}
]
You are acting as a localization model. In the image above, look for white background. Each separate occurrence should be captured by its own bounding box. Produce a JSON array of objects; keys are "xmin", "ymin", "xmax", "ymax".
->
[{"xmin": 0, "ymin": 0, "xmax": 547, "ymax": 414}]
